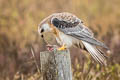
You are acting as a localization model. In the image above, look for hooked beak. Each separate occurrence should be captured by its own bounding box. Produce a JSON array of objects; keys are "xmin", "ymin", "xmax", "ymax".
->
[{"xmin": 38, "ymin": 27, "xmax": 44, "ymax": 38}]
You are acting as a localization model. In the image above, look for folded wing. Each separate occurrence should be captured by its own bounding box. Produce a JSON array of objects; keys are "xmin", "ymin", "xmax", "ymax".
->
[
  {"xmin": 52, "ymin": 17, "xmax": 108, "ymax": 65},
  {"xmin": 52, "ymin": 18, "xmax": 108, "ymax": 49}
]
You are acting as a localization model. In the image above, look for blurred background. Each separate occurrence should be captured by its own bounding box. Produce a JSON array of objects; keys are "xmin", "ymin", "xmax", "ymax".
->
[{"xmin": 0, "ymin": 0, "xmax": 120, "ymax": 80}]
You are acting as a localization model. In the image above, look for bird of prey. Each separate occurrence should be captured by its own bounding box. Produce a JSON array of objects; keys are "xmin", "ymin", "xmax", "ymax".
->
[{"xmin": 38, "ymin": 12, "xmax": 109, "ymax": 65}]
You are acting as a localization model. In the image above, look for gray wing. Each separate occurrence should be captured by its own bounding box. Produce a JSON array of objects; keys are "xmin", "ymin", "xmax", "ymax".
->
[{"xmin": 52, "ymin": 18, "xmax": 108, "ymax": 49}]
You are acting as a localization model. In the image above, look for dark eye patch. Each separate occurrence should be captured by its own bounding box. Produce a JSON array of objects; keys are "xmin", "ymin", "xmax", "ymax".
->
[{"xmin": 41, "ymin": 29, "xmax": 44, "ymax": 33}]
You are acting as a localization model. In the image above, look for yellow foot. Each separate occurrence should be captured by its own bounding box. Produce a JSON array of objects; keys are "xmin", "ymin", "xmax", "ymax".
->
[{"xmin": 58, "ymin": 45, "xmax": 67, "ymax": 51}]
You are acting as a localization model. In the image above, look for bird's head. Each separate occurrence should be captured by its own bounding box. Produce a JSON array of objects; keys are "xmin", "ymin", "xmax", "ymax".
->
[
  {"xmin": 38, "ymin": 12, "xmax": 81, "ymax": 37},
  {"xmin": 38, "ymin": 15, "xmax": 53, "ymax": 37}
]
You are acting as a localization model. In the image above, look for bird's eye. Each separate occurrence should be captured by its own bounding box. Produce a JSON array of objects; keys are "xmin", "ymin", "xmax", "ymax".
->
[{"xmin": 41, "ymin": 29, "xmax": 44, "ymax": 33}]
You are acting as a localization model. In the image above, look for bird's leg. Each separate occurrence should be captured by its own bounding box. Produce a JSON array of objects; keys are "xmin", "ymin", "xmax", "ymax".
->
[{"xmin": 57, "ymin": 44, "xmax": 67, "ymax": 51}]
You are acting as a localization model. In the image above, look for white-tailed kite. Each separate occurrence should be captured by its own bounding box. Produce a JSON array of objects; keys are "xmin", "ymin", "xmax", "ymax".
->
[{"xmin": 38, "ymin": 12, "xmax": 109, "ymax": 65}]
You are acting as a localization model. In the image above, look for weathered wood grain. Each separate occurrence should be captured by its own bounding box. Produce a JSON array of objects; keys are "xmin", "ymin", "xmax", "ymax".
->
[{"xmin": 40, "ymin": 50, "xmax": 72, "ymax": 80}]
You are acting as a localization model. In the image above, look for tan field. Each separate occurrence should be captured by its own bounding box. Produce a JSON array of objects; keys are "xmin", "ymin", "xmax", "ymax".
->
[{"xmin": 0, "ymin": 0, "xmax": 120, "ymax": 80}]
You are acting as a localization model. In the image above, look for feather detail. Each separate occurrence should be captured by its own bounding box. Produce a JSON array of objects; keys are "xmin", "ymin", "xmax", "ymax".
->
[
  {"xmin": 82, "ymin": 41, "xmax": 107, "ymax": 65},
  {"xmin": 38, "ymin": 12, "xmax": 109, "ymax": 65}
]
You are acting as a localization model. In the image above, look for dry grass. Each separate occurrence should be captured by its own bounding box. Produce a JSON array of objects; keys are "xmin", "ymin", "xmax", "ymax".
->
[{"xmin": 0, "ymin": 0, "xmax": 120, "ymax": 80}]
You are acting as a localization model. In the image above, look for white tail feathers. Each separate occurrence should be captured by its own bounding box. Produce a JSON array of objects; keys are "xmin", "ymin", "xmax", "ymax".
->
[{"xmin": 82, "ymin": 41, "xmax": 107, "ymax": 65}]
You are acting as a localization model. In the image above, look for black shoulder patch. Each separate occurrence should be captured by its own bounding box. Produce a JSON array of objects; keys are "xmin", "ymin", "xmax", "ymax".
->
[
  {"xmin": 52, "ymin": 18, "xmax": 62, "ymax": 28},
  {"xmin": 52, "ymin": 18, "xmax": 79, "ymax": 29}
]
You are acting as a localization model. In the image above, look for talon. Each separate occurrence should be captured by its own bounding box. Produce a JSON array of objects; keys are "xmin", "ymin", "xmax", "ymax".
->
[{"xmin": 58, "ymin": 45, "xmax": 67, "ymax": 51}]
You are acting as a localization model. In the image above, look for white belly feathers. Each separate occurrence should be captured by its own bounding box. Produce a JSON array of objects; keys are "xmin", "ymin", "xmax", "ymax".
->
[{"xmin": 55, "ymin": 32, "xmax": 79, "ymax": 48}]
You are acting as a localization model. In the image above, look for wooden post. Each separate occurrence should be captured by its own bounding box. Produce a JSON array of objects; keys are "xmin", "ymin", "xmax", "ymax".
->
[{"xmin": 40, "ymin": 50, "xmax": 72, "ymax": 80}]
